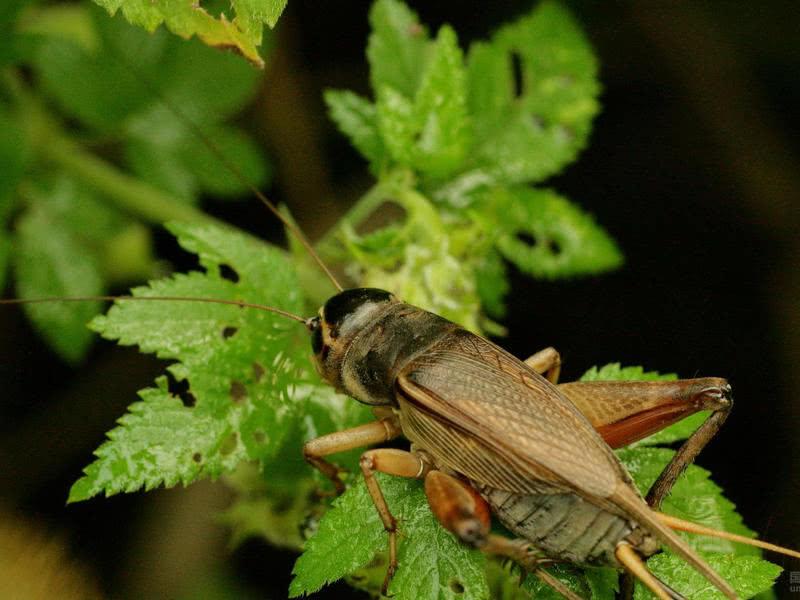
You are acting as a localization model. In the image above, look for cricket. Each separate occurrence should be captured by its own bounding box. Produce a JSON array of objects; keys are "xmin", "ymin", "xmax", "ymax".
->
[{"xmin": 2, "ymin": 2, "xmax": 797, "ymax": 599}]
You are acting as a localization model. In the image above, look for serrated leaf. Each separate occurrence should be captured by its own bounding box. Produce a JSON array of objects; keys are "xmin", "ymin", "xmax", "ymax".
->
[
  {"xmin": 290, "ymin": 475, "xmax": 488, "ymax": 600},
  {"xmin": 442, "ymin": 1, "xmax": 599, "ymax": 200},
  {"xmin": 324, "ymin": 89, "xmax": 387, "ymax": 171},
  {"xmin": 13, "ymin": 208, "xmax": 103, "ymax": 363},
  {"xmin": 634, "ymin": 553, "xmax": 781, "ymax": 600},
  {"xmin": 71, "ymin": 221, "xmax": 308, "ymax": 500},
  {"xmin": 91, "ymin": 0, "xmax": 286, "ymax": 67},
  {"xmin": 493, "ymin": 187, "xmax": 622, "ymax": 279},
  {"xmin": 617, "ymin": 446, "xmax": 758, "ymax": 555},
  {"xmin": 579, "ymin": 363, "xmax": 678, "ymax": 383},
  {"xmin": 376, "ymin": 25, "xmax": 469, "ymax": 180},
  {"xmin": 367, "ymin": 0, "xmax": 431, "ymax": 98}
]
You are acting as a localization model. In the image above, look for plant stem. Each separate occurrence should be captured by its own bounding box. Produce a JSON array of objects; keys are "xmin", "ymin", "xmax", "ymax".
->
[
  {"xmin": 316, "ymin": 169, "xmax": 414, "ymax": 259},
  {"xmin": 42, "ymin": 136, "xmax": 221, "ymax": 228}
]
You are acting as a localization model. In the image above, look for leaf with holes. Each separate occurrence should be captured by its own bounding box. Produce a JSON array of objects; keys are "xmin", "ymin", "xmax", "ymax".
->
[
  {"xmin": 13, "ymin": 208, "xmax": 104, "ymax": 363},
  {"xmin": 492, "ymin": 186, "xmax": 622, "ymax": 279},
  {"xmin": 290, "ymin": 474, "xmax": 488, "ymax": 600},
  {"xmin": 462, "ymin": 1, "xmax": 598, "ymax": 191},
  {"xmin": 69, "ymin": 221, "xmax": 309, "ymax": 501}
]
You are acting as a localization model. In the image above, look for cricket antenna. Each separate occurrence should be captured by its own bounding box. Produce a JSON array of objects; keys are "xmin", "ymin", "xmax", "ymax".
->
[
  {"xmin": 0, "ymin": 296, "xmax": 309, "ymax": 325},
  {"xmin": 112, "ymin": 48, "xmax": 344, "ymax": 293}
]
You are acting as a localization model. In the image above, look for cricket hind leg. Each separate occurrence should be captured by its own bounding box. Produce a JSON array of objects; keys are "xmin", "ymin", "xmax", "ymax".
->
[
  {"xmin": 423, "ymin": 470, "xmax": 586, "ymax": 600},
  {"xmin": 557, "ymin": 377, "xmax": 733, "ymax": 507},
  {"xmin": 560, "ymin": 378, "xmax": 733, "ymax": 600}
]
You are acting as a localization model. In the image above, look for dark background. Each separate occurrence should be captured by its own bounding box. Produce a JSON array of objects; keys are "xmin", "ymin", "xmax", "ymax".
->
[{"xmin": 1, "ymin": 1, "xmax": 798, "ymax": 598}]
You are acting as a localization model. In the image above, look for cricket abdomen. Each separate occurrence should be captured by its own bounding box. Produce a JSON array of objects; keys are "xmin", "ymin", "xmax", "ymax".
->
[{"xmin": 477, "ymin": 485, "xmax": 632, "ymax": 566}]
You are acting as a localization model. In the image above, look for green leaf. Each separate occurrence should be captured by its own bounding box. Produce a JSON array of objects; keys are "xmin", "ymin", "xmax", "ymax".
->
[
  {"xmin": 474, "ymin": 249, "xmax": 509, "ymax": 319},
  {"xmin": 377, "ymin": 25, "xmax": 470, "ymax": 180},
  {"xmin": 290, "ymin": 475, "xmax": 488, "ymax": 600},
  {"xmin": 617, "ymin": 447, "xmax": 758, "ymax": 555},
  {"xmin": 633, "ymin": 553, "xmax": 781, "ymax": 600},
  {"xmin": 452, "ymin": 1, "xmax": 599, "ymax": 197},
  {"xmin": 13, "ymin": 208, "xmax": 103, "ymax": 363},
  {"xmin": 0, "ymin": 103, "xmax": 30, "ymax": 215},
  {"xmin": 0, "ymin": 232, "xmax": 10, "ymax": 292},
  {"xmin": 324, "ymin": 89, "xmax": 387, "ymax": 171},
  {"xmin": 70, "ymin": 221, "xmax": 307, "ymax": 500},
  {"xmin": 579, "ymin": 363, "xmax": 678, "ymax": 383},
  {"xmin": 34, "ymin": 7, "xmax": 265, "ymax": 202},
  {"xmin": 493, "ymin": 187, "xmax": 622, "ymax": 279},
  {"xmin": 90, "ymin": 0, "xmax": 286, "ymax": 66},
  {"xmin": 367, "ymin": 0, "xmax": 431, "ymax": 98},
  {"xmin": 522, "ymin": 564, "xmax": 617, "ymax": 600}
]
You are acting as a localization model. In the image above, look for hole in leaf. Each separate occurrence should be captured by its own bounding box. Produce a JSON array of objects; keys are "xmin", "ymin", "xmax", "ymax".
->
[
  {"xmin": 252, "ymin": 362, "xmax": 265, "ymax": 382},
  {"xmin": 230, "ymin": 380, "xmax": 247, "ymax": 403},
  {"xmin": 253, "ymin": 430, "xmax": 266, "ymax": 444},
  {"xmin": 546, "ymin": 238, "xmax": 562, "ymax": 255},
  {"xmin": 167, "ymin": 373, "xmax": 196, "ymax": 407},
  {"xmin": 192, "ymin": 452, "xmax": 203, "ymax": 463},
  {"xmin": 510, "ymin": 51, "xmax": 524, "ymax": 98},
  {"xmin": 219, "ymin": 263, "xmax": 239, "ymax": 283},
  {"xmin": 516, "ymin": 231, "xmax": 537, "ymax": 247},
  {"xmin": 449, "ymin": 580, "xmax": 465, "ymax": 594},
  {"xmin": 220, "ymin": 432, "xmax": 238, "ymax": 456},
  {"xmin": 222, "ymin": 326, "xmax": 238, "ymax": 339}
]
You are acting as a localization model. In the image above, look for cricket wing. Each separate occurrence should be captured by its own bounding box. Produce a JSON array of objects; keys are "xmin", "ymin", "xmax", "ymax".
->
[{"xmin": 396, "ymin": 330, "xmax": 628, "ymax": 499}]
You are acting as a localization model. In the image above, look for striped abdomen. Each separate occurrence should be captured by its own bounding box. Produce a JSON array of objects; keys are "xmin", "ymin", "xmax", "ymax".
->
[{"xmin": 476, "ymin": 485, "xmax": 632, "ymax": 566}]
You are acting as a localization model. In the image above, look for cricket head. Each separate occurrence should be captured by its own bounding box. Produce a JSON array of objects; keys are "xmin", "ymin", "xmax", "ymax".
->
[{"xmin": 307, "ymin": 288, "xmax": 398, "ymax": 401}]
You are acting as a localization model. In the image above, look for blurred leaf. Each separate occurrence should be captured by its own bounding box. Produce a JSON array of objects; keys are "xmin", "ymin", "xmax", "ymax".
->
[
  {"xmin": 474, "ymin": 249, "xmax": 509, "ymax": 319},
  {"xmin": 0, "ymin": 103, "xmax": 30, "ymax": 218},
  {"xmin": 70, "ymin": 222, "xmax": 307, "ymax": 501},
  {"xmin": 13, "ymin": 208, "xmax": 103, "ymax": 362},
  {"xmin": 0, "ymin": 232, "xmax": 10, "ymax": 291},
  {"xmin": 324, "ymin": 89, "xmax": 387, "ymax": 172},
  {"xmin": 91, "ymin": 0, "xmax": 286, "ymax": 66},
  {"xmin": 290, "ymin": 475, "xmax": 488, "ymax": 600},
  {"xmin": 33, "ymin": 7, "xmax": 265, "ymax": 200},
  {"xmin": 493, "ymin": 187, "xmax": 622, "ymax": 278},
  {"xmin": 367, "ymin": 0, "xmax": 431, "ymax": 98},
  {"xmin": 633, "ymin": 554, "xmax": 781, "ymax": 600}
]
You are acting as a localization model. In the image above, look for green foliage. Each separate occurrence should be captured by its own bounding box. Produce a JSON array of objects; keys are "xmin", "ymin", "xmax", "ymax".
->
[
  {"xmin": 90, "ymin": 0, "xmax": 286, "ymax": 66},
  {"xmin": 1, "ymin": 2, "xmax": 270, "ymax": 361},
  {"xmin": 1, "ymin": 1, "xmax": 781, "ymax": 598},
  {"xmin": 324, "ymin": 0, "xmax": 619, "ymax": 328},
  {"xmin": 290, "ymin": 475, "xmax": 488, "ymax": 600}
]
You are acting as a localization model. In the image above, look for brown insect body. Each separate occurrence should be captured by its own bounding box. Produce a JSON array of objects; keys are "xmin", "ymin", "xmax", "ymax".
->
[{"xmin": 312, "ymin": 289, "xmax": 664, "ymax": 571}]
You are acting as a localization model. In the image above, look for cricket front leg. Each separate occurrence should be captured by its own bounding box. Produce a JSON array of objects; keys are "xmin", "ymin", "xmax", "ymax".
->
[
  {"xmin": 557, "ymin": 377, "xmax": 732, "ymax": 508},
  {"xmin": 303, "ymin": 415, "xmax": 402, "ymax": 494},
  {"xmin": 424, "ymin": 470, "xmax": 584, "ymax": 600}
]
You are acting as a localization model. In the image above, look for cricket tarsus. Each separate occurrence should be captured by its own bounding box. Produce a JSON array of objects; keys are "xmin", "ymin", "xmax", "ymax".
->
[{"xmin": 0, "ymin": 296, "xmax": 309, "ymax": 324}]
